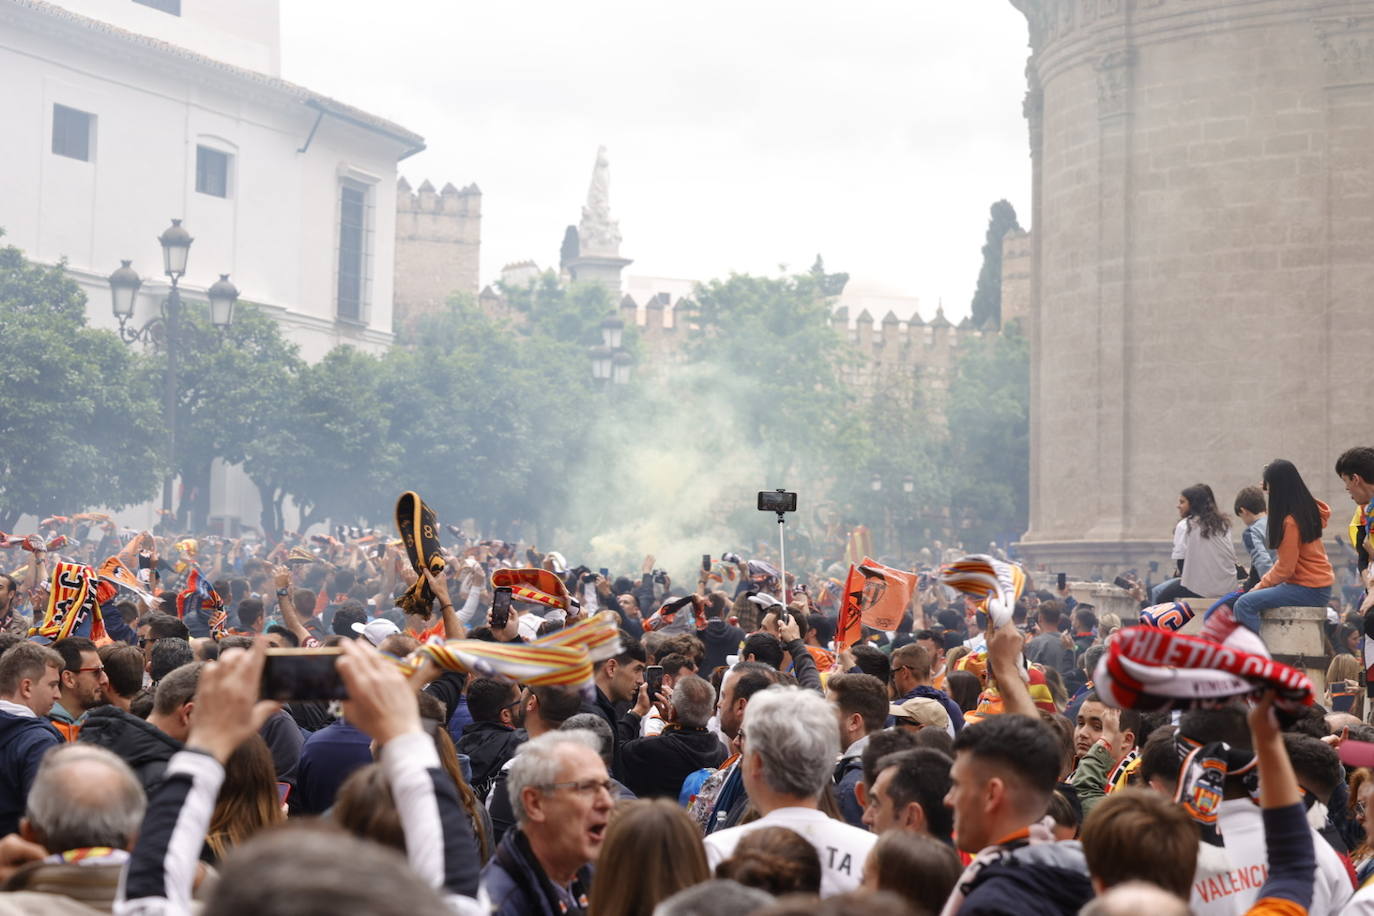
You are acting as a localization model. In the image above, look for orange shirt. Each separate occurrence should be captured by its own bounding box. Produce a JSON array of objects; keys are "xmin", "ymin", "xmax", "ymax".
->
[
  {"xmin": 407, "ymin": 618, "xmax": 445, "ymax": 644},
  {"xmin": 1257, "ymin": 501, "xmax": 1334, "ymax": 590}
]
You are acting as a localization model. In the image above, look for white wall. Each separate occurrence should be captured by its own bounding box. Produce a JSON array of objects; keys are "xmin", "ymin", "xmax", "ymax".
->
[
  {"xmin": 0, "ymin": 1, "xmax": 419, "ymax": 533},
  {"xmin": 41, "ymin": 0, "xmax": 282, "ymax": 76},
  {"xmin": 0, "ymin": 4, "xmax": 405, "ymax": 359}
]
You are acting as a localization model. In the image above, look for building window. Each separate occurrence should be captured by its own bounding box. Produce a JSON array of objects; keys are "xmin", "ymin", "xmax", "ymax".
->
[
  {"xmin": 51, "ymin": 104, "xmax": 94, "ymax": 161},
  {"xmin": 133, "ymin": 0, "xmax": 180, "ymax": 14},
  {"xmin": 337, "ymin": 183, "xmax": 369, "ymax": 322},
  {"xmin": 196, "ymin": 146, "xmax": 230, "ymax": 198}
]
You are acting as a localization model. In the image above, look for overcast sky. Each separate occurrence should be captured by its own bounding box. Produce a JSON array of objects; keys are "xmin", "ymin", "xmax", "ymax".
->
[{"xmin": 279, "ymin": 2, "xmax": 1033, "ymax": 321}]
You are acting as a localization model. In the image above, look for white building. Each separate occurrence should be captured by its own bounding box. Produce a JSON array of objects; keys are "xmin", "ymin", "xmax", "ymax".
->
[
  {"xmin": 0, "ymin": 0, "xmax": 423, "ymax": 361},
  {"xmin": 0, "ymin": 0, "xmax": 424, "ymax": 532}
]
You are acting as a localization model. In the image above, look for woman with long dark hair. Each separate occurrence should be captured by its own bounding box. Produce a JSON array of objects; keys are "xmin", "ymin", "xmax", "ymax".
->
[
  {"xmin": 1155, "ymin": 484, "xmax": 1239, "ymax": 603},
  {"xmin": 1203, "ymin": 459, "xmax": 1333, "ymax": 641}
]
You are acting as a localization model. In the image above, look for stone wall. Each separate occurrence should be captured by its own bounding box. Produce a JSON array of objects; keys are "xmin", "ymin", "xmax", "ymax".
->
[
  {"xmin": 1009, "ymin": 0, "xmax": 1374, "ymax": 576},
  {"xmin": 392, "ymin": 177, "xmax": 481, "ymax": 331}
]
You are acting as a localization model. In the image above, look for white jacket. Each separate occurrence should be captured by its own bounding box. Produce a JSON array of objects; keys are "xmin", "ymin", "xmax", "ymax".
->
[{"xmin": 1188, "ymin": 799, "xmax": 1353, "ymax": 916}]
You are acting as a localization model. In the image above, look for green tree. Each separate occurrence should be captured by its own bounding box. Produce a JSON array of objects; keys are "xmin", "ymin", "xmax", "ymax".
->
[
  {"xmin": 943, "ymin": 325, "xmax": 1030, "ymax": 548},
  {"xmin": 969, "ymin": 200, "xmax": 1022, "ymax": 329},
  {"xmin": 243, "ymin": 346, "xmax": 396, "ymax": 538},
  {"xmin": 385, "ymin": 292, "xmax": 599, "ymax": 538},
  {"xmin": 149, "ymin": 303, "xmax": 302, "ymax": 531},
  {"xmin": 0, "ymin": 236, "xmax": 163, "ymax": 529},
  {"xmin": 686, "ymin": 272, "xmax": 861, "ymax": 482}
]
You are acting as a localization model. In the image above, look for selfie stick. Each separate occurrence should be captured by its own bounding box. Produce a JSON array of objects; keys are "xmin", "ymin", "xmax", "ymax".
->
[{"xmin": 774, "ymin": 503, "xmax": 788, "ymax": 607}]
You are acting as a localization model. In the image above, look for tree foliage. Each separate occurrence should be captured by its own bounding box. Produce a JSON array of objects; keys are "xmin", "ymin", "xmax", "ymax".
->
[
  {"xmin": 943, "ymin": 325, "xmax": 1030, "ymax": 549},
  {"xmin": 969, "ymin": 200, "xmax": 1022, "ymax": 329},
  {"xmin": 149, "ymin": 303, "xmax": 303, "ymax": 531},
  {"xmin": 686, "ymin": 272, "xmax": 860, "ymax": 481},
  {"xmin": 0, "ymin": 237, "xmax": 163, "ymax": 529}
]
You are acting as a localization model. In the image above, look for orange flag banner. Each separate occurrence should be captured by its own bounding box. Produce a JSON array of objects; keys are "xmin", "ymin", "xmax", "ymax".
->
[{"xmin": 837, "ymin": 558, "xmax": 917, "ymax": 647}]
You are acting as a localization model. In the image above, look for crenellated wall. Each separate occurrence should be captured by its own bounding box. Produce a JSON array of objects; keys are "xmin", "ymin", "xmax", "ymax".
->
[{"xmin": 392, "ymin": 176, "xmax": 481, "ymax": 331}]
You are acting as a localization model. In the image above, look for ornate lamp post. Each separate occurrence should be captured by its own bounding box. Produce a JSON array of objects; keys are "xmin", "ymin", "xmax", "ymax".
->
[{"xmin": 108, "ymin": 219, "xmax": 238, "ymax": 521}]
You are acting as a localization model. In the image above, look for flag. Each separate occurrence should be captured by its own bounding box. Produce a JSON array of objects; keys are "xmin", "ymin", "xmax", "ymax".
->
[
  {"xmin": 30, "ymin": 562, "xmax": 105, "ymax": 643},
  {"xmin": 96, "ymin": 556, "xmax": 156, "ymax": 609},
  {"xmin": 843, "ymin": 526, "xmax": 873, "ymax": 570},
  {"xmin": 176, "ymin": 567, "xmax": 226, "ymax": 638},
  {"xmin": 837, "ymin": 566, "xmax": 863, "ymax": 649},
  {"xmin": 837, "ymin": 558, "xmax": 917, "ymax": 645}
]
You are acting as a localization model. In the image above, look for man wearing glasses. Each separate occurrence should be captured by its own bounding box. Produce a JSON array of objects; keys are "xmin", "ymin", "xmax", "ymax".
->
[
  {"xmin": 47, "ymin": 637, "xmax": 108, "ymax": 742},
  {"xmin": 457, "ymin": 677, "xmax": 528, "ymax": 801},
  {"xmin": 481, "ymin": 729, "xmax": 613, "ymax": 916}
]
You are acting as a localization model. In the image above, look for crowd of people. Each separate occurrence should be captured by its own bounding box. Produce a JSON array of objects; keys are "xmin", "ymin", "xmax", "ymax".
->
[{"xmin": 0, "ymin": 449, "xmax": 1372, "ymax": 914}]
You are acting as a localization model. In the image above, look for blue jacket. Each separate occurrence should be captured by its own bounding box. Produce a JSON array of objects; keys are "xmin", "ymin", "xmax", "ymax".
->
[
  {"xmin": 481, "ymin": 827, "xmax": 593, "ymax": 916},
  {"xmin": 293, "ymin": 719, "xmax": 372, "ymax": 814},
  {"xmin": 0, "ymin": 710, "xmax": 62, "ymax": 835}
]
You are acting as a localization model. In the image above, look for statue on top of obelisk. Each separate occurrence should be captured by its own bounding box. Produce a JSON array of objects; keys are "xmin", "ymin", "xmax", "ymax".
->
[{"xmin": 578, "ymin": 146, "xmax": 622, "ymax": 259}]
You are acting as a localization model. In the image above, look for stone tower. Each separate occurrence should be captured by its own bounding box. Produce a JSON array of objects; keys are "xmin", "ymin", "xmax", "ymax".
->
[
  {"xmin": 392, "ymin": 177, "xmax": 481, "ymax": 331},
  {"xmin": 564, "ymin": 146, "xmax": 632, "ymax": 291},
  {"xmin": 1009, "ymin": 0, "xmax": 1374, "ymax": 576}
]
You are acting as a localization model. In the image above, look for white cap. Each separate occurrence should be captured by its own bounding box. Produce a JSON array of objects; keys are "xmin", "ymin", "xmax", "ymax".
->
[{"xmin": 352, "ymin": 618, "xmax": 401, "ymax": 647}]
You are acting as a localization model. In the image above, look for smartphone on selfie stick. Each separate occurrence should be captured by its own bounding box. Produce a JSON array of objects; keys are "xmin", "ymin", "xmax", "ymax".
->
[{"xmin": 757, "ymin": 489, "xmax": 798, "ymax": 609}]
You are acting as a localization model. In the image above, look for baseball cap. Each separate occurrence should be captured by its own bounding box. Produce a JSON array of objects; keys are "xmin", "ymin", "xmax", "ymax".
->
[
  {"xmin": 352, "ymin": 618, "xmax": 400, "ymax": 647},
  {"xmin": 889, "ymin": 696, "xmax": 951, "ymax": 731}
]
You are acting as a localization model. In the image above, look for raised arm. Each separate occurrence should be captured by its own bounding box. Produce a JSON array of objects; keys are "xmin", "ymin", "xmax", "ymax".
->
[
  {"xmin": 116, "ymin": 644, "xmax": 281, "ymax": 916},
  {"xmin": 272, "ymin": 564, "xmax": 314, "ymax": 646},
  {"xmin": 337, "ymin": 639, "xmax": 481, "ymax": 900}
]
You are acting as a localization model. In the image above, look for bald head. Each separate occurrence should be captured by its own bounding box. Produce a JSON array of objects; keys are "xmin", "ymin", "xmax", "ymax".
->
[{"xmin": 24, "ymin": 744, "xmax": 145, "ymax": 852}]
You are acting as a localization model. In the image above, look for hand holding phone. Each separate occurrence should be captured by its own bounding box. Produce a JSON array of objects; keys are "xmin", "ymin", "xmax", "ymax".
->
[
  {"xmin": 490, "ymin": 586, "xmax": 514, "ymax": 630},
  {"xmin": 261, "ymin": 648, "xmax": 348, "ymax": 702},
  {"xmin": 644, "ymin": 665, "xmax": 664, "ymax": 707}
]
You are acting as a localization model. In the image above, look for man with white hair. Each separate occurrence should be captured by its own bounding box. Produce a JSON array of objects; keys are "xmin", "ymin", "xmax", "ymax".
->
[
  {"xmin": 702, "ymin": 686, "xmax": 877, "ymax": 896},
  {"xmin": 621, "ymin": 675, "xmax": 726, "ymax": 799},
  {"xmin": 480, "ymin": 729, "xmax": 613, "ymax": 916},
  {"xmin": 2, "ymin": 743, "xmax": 147, "ymax": 910}
]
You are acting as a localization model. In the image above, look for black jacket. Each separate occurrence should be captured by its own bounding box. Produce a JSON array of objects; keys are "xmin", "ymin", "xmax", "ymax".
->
[
  {"xmin": 457, "ymin": 721, "xmax": 525, "ymax": 798},
  {"xmin": 580, "ymin": 687, "xmax": 641, "ymax": 781},
  {"xmin": 78, "ymin": 705, "xmax": 182, "ymax": 795},
  {"xmin": 698, "ymin": 619, "xmax": 745, "ymax": 672},
  {"xmin": 620, "ymin": 726, "xmax": 726, "ymax": 799},
  {"xmin": 480, "ymin": 827, "xmax": 592, "ymax": 916}
]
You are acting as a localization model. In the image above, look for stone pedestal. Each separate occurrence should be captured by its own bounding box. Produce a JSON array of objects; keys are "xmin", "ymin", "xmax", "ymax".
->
[
  {"xmin": 1064, "ymin": 581, "xmax": 1139, "ymax": 625},
  {"xmin": 1259, "ymin": 606, "xmax": 1328, "ymax": 696}
]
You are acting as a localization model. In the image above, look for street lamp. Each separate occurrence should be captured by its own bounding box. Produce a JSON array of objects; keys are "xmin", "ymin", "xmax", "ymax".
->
[
  {"xmin": 611, "ymin": 349, "xmax": 632, "ymax": 385},
  {"xmin": 601, "ymin": 315, "xmax": 624, "ymax": 350},
  {"xmin": 870, "ymin": 474, "xmax": 882, "ymax": 492},
  {"xmin": 207, "ymin": 274, "xmax": 239, "ymax": 328},
  {"xmin": 589, "ymin": 345, "xmax": 612, "ymax": 382},
  {"xmin": 902, "ymin": 475, "xmax": 915, "ymax": 494},
  {"xmin": 158, "ymin": 218, "xmax": 193, "ymax": 279},
  {"xmin": 108, "ymin": 260, "xmax": 141, "ymax": 324},
  {"xmin": 110, "ymin": 219, "xmax": 235, "ymax": 525}
]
